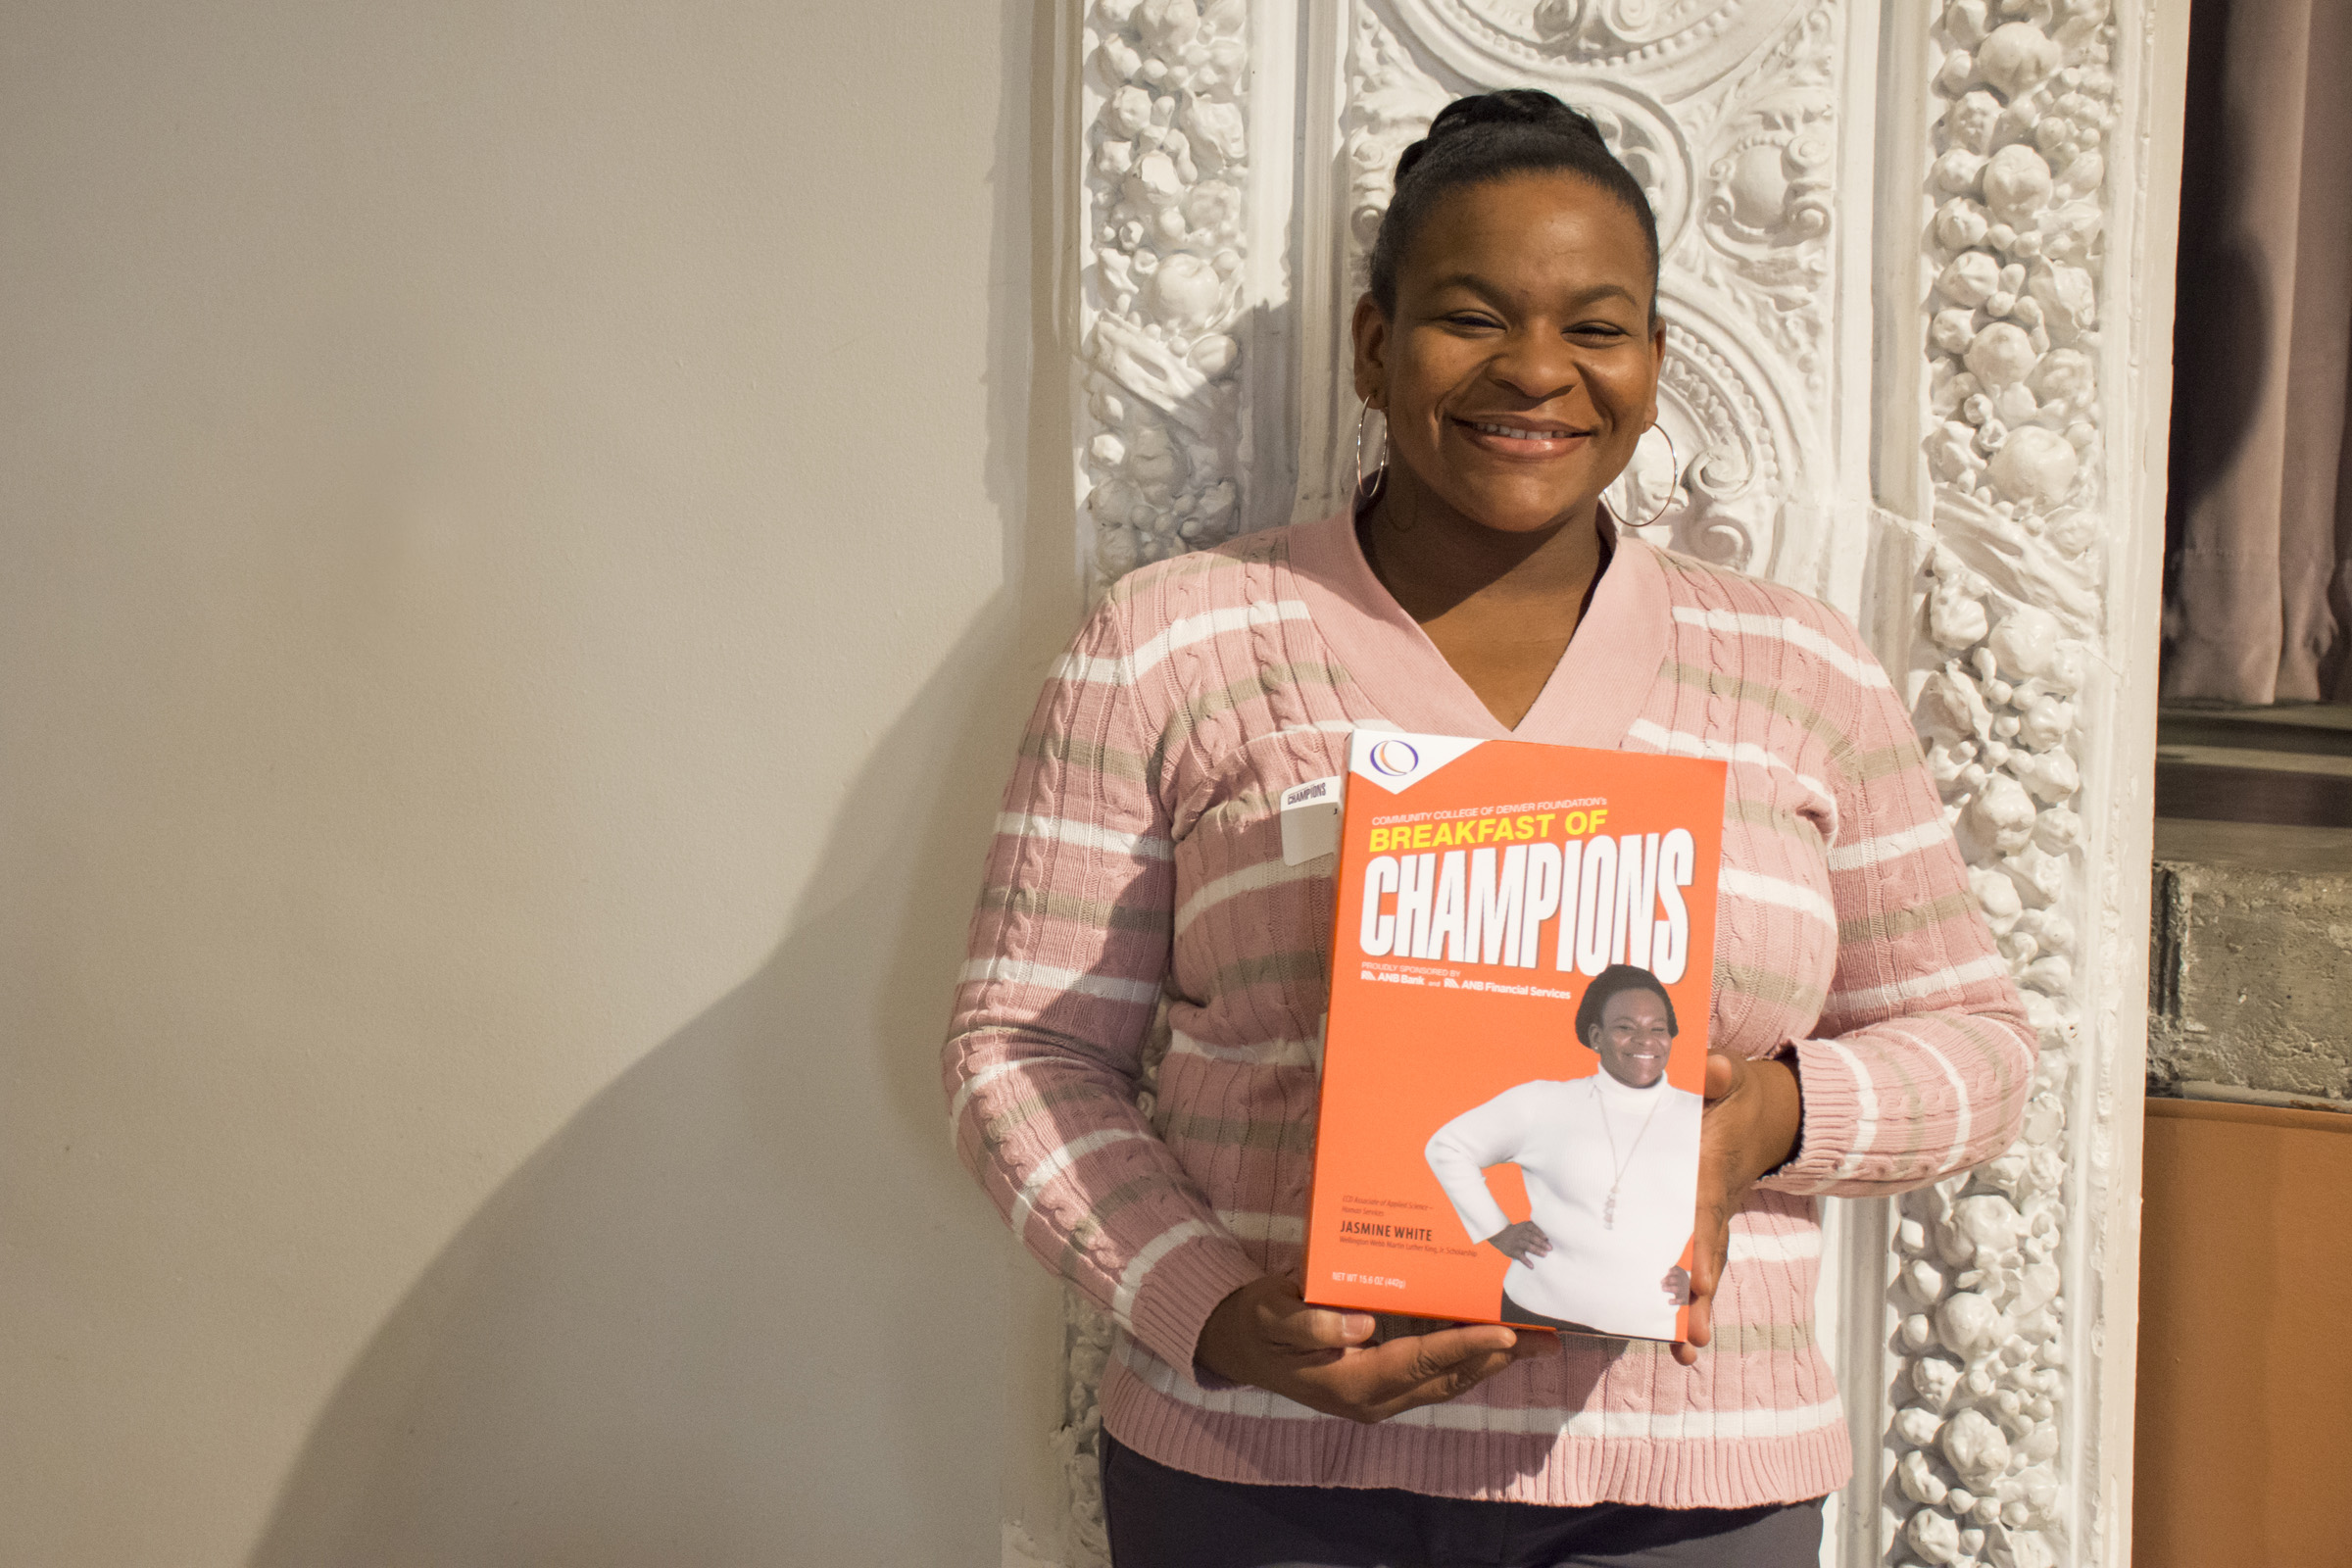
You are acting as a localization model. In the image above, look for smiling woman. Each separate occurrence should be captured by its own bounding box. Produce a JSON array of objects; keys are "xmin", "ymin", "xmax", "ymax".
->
[
  {"xmin": 944, "ymin": 87, "xmax": 2035, "ymax": 1568},
  {"xmin": 1349, "ymin": 95, "xmax": 1668, "ymax": 733}
]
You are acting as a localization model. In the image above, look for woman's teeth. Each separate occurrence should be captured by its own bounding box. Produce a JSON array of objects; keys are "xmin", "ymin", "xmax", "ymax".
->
[{"xmin": 1470, "ymin": 421, "xmax": 1576, "ymax": 440}]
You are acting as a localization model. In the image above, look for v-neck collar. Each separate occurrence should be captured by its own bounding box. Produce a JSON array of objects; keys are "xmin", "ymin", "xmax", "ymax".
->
[{"xmin": 1284, "ymin": 506, "xmax": 1671, "ymax": 749}]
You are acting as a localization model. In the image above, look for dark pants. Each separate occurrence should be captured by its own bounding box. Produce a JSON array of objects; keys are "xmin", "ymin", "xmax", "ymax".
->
[{"xmin": 1101, "ymin": 1434, "xmax": 1824, "ymax": 1568}]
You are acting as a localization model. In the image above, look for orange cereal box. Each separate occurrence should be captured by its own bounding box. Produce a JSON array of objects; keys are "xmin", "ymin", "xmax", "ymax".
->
[{"xmin": 1302, "ymin": 729, "xmax": 1728, "ymax": 1343}]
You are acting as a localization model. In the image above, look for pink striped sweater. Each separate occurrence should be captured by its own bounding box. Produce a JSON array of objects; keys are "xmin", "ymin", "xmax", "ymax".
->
[{"xmin": 943, "ymin": 511, "xmax": 2034, "ymax": 1508}]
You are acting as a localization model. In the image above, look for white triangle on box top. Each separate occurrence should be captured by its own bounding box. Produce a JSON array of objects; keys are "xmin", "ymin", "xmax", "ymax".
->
[{"xmin": 1346, "ymin": 729, "xmax": 1487, "ymax": 795}]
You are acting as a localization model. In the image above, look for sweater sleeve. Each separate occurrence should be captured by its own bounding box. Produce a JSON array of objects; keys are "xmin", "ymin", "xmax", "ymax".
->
[
  {"xmin": 1758, "ymin": 616, "xmax": 2037, "ymax": 1199},
  {"xmin": 1424, "ymin": 1087, "xmax": 1541, "ymax": 1244},
  {"xmin": 941, "ymin": 588, "xmax": 1262, "ymax": 1374}
]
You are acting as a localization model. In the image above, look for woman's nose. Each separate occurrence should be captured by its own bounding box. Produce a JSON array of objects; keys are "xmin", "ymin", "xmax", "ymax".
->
[{"xmin": 1488, "ymin": 327, "xmax": 1582, "ymax": 402}]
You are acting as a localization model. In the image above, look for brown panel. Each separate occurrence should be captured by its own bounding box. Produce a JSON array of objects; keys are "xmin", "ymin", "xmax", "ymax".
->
[
  {"xmin": 2153, "ymin": 761, "xmax": 2352, "ymax": 826},
  {"xmin": 2134, "ymin": 1099, "xmax": 2352, "ymax": 1567}
]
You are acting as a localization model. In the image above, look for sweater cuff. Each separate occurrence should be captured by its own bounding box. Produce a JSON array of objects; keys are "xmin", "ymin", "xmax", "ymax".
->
[
  {"xmin": 1755, "ymin": 1037, "xmax": 1863, "ymax": 1194},
  {"xmin": 1120, "ymin": 1225, "xmax": 1267, "ymax": 1377}
]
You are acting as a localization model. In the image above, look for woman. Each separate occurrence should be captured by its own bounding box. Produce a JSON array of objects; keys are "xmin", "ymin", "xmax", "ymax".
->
[
  {"xmin": 1424, "ymin": 964, "xmax": 1703, "ymax": 1342},
  {"xmin": 944, "ymin": 90, "xmax": 2033, "ymax": 1567}
]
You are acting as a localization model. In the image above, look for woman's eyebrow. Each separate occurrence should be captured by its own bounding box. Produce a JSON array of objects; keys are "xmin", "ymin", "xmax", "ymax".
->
[
  {"xmin": 1562, "ymin": 283, "xmax": 1642, "ymax": 310},
  {"xmin": 1421, "ymin": 271, "xmax": 1511, "ymax": 305},
  {"xmin": 1423, "ymin": 274, "xmax": 1642, "ymax": 311}
]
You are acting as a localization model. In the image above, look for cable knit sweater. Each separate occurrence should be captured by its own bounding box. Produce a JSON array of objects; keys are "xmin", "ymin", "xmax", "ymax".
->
[{"xmin": 942, "ymin": 511, "xmax": 2034, "ymax": 1508}]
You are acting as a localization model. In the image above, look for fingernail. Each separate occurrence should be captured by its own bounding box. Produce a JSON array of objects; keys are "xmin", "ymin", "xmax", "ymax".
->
[{"xmin": 1342, "ymin": 1313, "xmax": 1374, "ymax": 1339}]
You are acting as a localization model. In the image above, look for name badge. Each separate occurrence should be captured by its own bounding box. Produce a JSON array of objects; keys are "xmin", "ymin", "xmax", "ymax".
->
[{"xmin": 1280, "ymin": 774, "xmax": 1343, "ymax": 866}]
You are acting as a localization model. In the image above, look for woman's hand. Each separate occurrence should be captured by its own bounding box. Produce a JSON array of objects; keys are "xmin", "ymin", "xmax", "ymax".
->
[
  {"xmin": 1486, "ymin": 1219, "xmax": 1552, "ymax": 1263},
  {"xmin": 1672, "ymin": 1050, "xmax": 1802, "ymax": 1369},
  {"xmin": 1196, "ymin": 1274, "xmax": 1553, "ymax": 1424}
]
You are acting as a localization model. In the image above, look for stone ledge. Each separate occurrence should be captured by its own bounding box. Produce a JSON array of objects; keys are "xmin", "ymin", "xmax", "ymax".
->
[{"xmin": 2148, "ymin": 845, "xmax": 2352, "ymax": 1103}]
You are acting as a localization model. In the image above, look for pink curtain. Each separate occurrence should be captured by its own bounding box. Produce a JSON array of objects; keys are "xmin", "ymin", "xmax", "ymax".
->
[{"xmin": 2163, "ymin": 0, "xmax": 2352, "ymax": 704}]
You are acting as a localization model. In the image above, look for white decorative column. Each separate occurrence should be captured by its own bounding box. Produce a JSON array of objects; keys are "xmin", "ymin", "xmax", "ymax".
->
[
  {"xmin": 1853, "ymin": 6, "xmax": 2182, "ymax": 1560},
  {"xmin": 1050, "ymin": 5, "xmax": 2186, "ymax": 1564},
  {"xmin": 1856, "ymin": 8, "xmax": 2184, "ymax": 1568},
  {"xmin": 1074, "ymin": 0, "xmax": 1300, "ymax": 585}
]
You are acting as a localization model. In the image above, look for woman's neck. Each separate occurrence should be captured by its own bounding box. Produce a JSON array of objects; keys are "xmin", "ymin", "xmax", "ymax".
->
[
  {"xmin": 1357, "ymin": 483, "xmax": 1604, "ymax": 627},
  {"xmin": 1356, "ymin": 476, "xmax": 1608, "ymax": 730}
]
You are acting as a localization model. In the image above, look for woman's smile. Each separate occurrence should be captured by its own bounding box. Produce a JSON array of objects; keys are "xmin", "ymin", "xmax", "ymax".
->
[
  {"xmin": 1353, "ymin": 170, "xmax": 1664, "ymax": 542},
  {"xmin": 1452, "ymin": 416, "xmax": 1594, "ymax": 460}
]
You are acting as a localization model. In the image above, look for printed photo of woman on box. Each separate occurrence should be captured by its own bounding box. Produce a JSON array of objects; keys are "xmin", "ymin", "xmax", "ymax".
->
[{"xmin": 1424, "ymin": 962, "xmax": 1703, "ymax": 1341}]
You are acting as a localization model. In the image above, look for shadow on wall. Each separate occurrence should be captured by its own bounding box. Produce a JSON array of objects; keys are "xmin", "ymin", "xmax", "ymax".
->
[
  {"xmin": 247, "ymin": 0, "xmax": 1071, "ymax": 1555},
  {"xmin": 247, "ymin": 606, "xmax": 1031, "ymax": 1567}
]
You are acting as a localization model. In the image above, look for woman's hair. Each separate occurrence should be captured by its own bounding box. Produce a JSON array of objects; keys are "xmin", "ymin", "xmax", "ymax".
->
[
  {"xmin": 1575, "ymin": 963, "xmax": 1678, "ymax": 1046},
  {"xmin": 1368, "ymin": 88, "xmax": 1660, "ymax": 320}
]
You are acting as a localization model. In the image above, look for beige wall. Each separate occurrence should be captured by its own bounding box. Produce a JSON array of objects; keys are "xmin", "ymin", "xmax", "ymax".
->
[{"xmin": 0, "ymin": 2, "xmax": 1073, "ymax": 1562}]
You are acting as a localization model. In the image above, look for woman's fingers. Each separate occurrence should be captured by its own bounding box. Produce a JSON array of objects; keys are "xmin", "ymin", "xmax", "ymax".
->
[
  {"xmin": 1267, "ymin": 1303, "xmax": 1376, "ymax": 1351},
  {"xmin": 1199, "ymin": 1275, "xmax": 1373, "ymax": 1386},
  {"xmin": 1704, "ymin": 1048, "xmax": 1744, "ymax": 1101},
  {"xmin": 1672, "ymin": 1231, "xmax": 1723, "ymax": 1365},
  {"xmin": 1505, "ymin": 1326, "xmax": 1558, "ymax": 1361},
  {"xmin": 1679, "ymin": 1207, "xmax": 1737, "ymax": 1365},
  {"xmin": 1492, "ymin": 1219, "xmax": 1553, "ymax": 1261},
  {"xmin": 1677, "ymin": 1054, "xmax": 1746, "ymax": 1367},
  {"xmin": 1329, "ymin": 1326, "xmax": 1527, "ymax": 1420},
  {"xmin": 1203, "ymin": 1274, "xmax": 1547, "ymax": 1421},
  {"xmin": 1247, "ymin": 1278, "xmax": 1375, "ymax": 1351},
  {"xmin": 1676, "ymin": 1049, "xmax": 1803, "ymax": 1368},
  {"xmin": 1376, "ymin": 1353, "xmax": 1520, "ymax": 1417}
]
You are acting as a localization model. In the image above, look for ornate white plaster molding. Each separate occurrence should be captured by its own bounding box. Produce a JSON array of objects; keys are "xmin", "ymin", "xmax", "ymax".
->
[
  {"xmin": 1300, "ymin": 0, "xmax": 1842, "ymax": 577},
  {"xmin": 1871, "ymin": 8, "xmax": 2134, "ymax": 1568},
  {"xmin": 1075, "ymin": 0, "xmax": 1261, "ymax": 587}
]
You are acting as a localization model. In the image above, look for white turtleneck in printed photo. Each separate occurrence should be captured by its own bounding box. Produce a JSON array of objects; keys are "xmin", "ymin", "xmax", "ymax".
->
[{"xmin": 1425, "ymin": 1061, "xmax": 1702, "ymax": 1340}]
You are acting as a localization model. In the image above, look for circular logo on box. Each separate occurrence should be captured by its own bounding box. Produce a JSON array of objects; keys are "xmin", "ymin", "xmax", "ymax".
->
[{"xmin": 1368, "ymin": 739, "xmax": 1420, "ymax": 777}]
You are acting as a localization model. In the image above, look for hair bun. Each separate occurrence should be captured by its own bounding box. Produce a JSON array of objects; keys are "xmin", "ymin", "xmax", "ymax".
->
[
  {"xmin": 1396, "ymin": 89, "xmax": 1605, "ymax": 183},
  {"xmin": 1367, "ymin": 86, "xmax": 1659, "ymax": 318}
]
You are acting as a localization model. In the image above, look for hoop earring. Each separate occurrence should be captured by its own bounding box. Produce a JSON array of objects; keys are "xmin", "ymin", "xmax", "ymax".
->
[
  {"xmin": 1633, "ymin": 425, "xmax": 1680, "ymax": 529},
  {"xmin": 1354, "ymin": 401, "xmax": 1388, "ymax": 508}
]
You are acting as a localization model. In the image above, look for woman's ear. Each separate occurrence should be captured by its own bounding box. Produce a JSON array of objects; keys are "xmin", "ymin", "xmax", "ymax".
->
[
  {"xmin": 1642, "ymin": 318, "xmax": 1667, "ymax": 427},
  {"xmin": 1350, "ymin": 292, "xmax": 1391, "ymax": 410}
]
